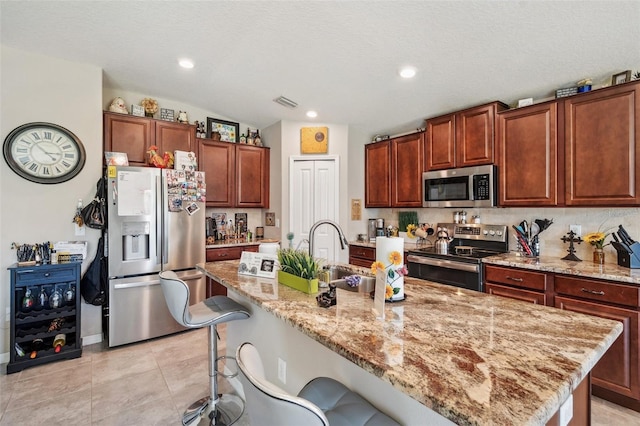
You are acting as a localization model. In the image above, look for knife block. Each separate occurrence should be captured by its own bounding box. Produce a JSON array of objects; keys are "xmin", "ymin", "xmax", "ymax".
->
[{"xmin": 615, "ymin": 242, "xmax": 640, "ymax": 268}]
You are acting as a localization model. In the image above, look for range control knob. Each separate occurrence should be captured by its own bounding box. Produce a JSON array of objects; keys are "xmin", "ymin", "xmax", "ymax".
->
[
  {"xmin": 496, "ymin": 230, "xmax": 503, "ymax": 236},
  {"xmin": 483, "ymin": 230, "xmax": 489, "ymax": 235},
  {"xmin": 489, "ymin": 230, "xmax": 496, "ymax": 236}
]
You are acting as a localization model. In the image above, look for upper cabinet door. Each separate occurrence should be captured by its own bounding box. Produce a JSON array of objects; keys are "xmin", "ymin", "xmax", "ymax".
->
[
  {"xmin": 236, "ymin": 145, "xmax": 270, "ymax": 208},
  {"xmin": 564, "ymin": 82, "xmax": 640, "ymax": 206},
  {"xmin": 365, "ymin": 141, "xmax": 392, "ymax": 207},
  {"xmin": 497, "ymin": 102, "xmax": 560, "ymax": 206},
  {"xmin": 198, "ymin": 139, "xmax": 235, "ymax": 207},
  {"xmin": 457, "ymin": 102, "xmax": 505, "ymax": 167},
  {"xmin": 391, "ymin": 132, "xmax": 424, "ymax": 207},
  {"xmin": 103, "ymin": 112, "xmax": 154, "ymax": 166},
  {"xmin": 425, "ymin": 114, "xmax": 455, "ymax": 170},
  {"xmin": 155, "ymin": 121, "xmax": 195, "ymax": 154}
]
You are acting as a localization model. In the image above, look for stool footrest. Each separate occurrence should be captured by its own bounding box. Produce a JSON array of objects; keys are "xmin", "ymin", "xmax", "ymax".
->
[{"xmin": 216, "ymin": 355, "xmax": 240, "ymax": 379}]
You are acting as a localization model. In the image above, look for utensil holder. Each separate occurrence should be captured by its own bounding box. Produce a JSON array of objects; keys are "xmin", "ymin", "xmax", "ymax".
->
[{"xmin": 614, "ymin": 242, "xmax": 640, "ymax": 268}]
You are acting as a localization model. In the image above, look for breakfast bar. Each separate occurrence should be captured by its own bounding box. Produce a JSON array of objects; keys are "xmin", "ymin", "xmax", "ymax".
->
[{"xmin": 197, "ymin": 260, "xmax": 622, "ymax": 425}]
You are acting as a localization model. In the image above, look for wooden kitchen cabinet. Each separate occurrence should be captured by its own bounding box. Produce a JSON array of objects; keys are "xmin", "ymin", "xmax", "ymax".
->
[
  {"xmin": 103, "ymin": 112, "xmax": 195, "ymax": 166},
  {"xmin": 497, "ymin": 101, "xmax": 561, "ymax": 206},
  {"xmin": 555, "ymin": 275, "xmax": 640, "ymax": 408},
  {"xmin": 425, "ymin": 101, "xmax": 507, "ymax": 170},
  {"xmin": 197, "ymin": 139, "xmax": 270, "ymax": 208},
  {"xmin": 365, "ymin": 140, "xmax": 392, "ymax": 207},
  {"xmin": 236, "ymin": 144, "xmax": 270, "ymax": 208},
  {"xmin": 564, "ymin": 81, "xmax": 640, "ymax": 206},
  {"xmin": 205, "ymin": 245, "xmax": 259, "ymax": 296},
  {"xmin": 198, "ymin": 139, "xmax": 235, "ymax": 207},
  {"xmin": 348, "ymin": 244, "xmax": 376, "ymax": 268},
  {"xmin": 365, "ymin": 132, "xmax": 424, "ymax": 208},
  {"xmin": 103, "ymin": 112, "xmax": 154, "ymax": 166},
  {"xmin": 484, "ymin": 264, "xmax": 552, "ymax": 305}
]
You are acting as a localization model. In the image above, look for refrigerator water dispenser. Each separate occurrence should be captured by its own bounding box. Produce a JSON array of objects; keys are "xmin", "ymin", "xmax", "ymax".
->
[{"xmin": 122, "ymin": 222, "xmax": 150, "ymax": 261}]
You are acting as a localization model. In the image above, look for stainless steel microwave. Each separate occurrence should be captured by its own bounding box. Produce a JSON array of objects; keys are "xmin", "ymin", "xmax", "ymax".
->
[{"xmin": 422, "ymin": 165, "xmax": 497, "ymax": 208}]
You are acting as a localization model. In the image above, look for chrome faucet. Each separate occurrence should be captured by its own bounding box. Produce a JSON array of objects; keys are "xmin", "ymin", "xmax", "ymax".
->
[{"xmin": 308, "ymin": 220, "xmax": 349, "ymax": 258}]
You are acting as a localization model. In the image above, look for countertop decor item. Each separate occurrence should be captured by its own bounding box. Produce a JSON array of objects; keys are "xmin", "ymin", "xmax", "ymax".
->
[
  {"xmin": 371, "ymin": 237, "xmax": 406, "ymax": 301},
  {"xmin": 584, "ymin": 228, "xmax": 611, "ymax": 264},
  {"xmin": 277, "ymin": 248, "xmax": 321, "ymax": 294},
  {"xmin": 3, "ymin": 122, "xmax": 86, "ymax": 184}
]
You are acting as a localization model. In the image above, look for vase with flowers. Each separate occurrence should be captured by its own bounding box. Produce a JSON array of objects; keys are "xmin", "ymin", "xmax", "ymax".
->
[
  {"xmin": 584, "ymin": 230, "xmax": 610, "ymax": 264},
  {"xmin": 140, "ymin": 98, "xmax": 158, "ymax": 118}
]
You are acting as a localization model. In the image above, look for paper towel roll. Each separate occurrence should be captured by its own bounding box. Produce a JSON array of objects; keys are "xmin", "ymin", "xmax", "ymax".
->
[{"xmin": 375, "ymin": 236, "xmax": 405, "ymax": 301}]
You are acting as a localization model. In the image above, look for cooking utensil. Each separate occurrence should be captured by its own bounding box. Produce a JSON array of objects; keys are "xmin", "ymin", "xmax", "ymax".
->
[
  {"xmin": 619, "ymin": 225, "xmax": 635, "ymax": 244},
  {"xmin": 530, "ymin": 222, "xmax": 540, "ymax": 238},
  {"xmin": 534, "ymin": 218, "xmax": 554, "ymax": 233},
  {"xmin": 520, "ymin": 221, "xmax": 529, "ymax": 238}
]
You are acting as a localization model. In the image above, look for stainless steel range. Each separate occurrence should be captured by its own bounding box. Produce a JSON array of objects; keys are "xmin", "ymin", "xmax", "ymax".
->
[{"xmin": 407, "ymin": 223, "xmax": 508, "ymax": 292}]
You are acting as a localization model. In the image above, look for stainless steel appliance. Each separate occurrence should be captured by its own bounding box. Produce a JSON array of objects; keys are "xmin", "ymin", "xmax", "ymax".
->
[
  {"xmin": 407, "ymin": 223, "xmax": 508, "ymax": 292},
  {"xmin": 105, "ymin": 166, "xmax": 206, "ymax": 347},
  {"xmin": 423, "ymin": 165, "xmax": 497, "ymax": 208},
  {"xmin": 368, "ymin": 219, "xmax": 377, "ymax": 242}
]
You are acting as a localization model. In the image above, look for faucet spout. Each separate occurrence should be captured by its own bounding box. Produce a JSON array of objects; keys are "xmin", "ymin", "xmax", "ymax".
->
[{"xmin": 308, "ymin": 220, "xmax": 349, "ymax": 258}]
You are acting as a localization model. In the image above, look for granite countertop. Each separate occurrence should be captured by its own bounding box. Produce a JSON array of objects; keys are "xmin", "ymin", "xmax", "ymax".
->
[
  {"xmin": 205, "ymin": 239, "xmax": 279, "ymax": 249},
  {"xmin": 484, "ymin": 252, "xmax": 640, "ymax": 285},
  {"xmin": 197, "ymin": 260, "xmax": 622, "ymax": 426},
  {"xmin": 349, "ymin": 239, "xmax": 428, "ymax": 252}
]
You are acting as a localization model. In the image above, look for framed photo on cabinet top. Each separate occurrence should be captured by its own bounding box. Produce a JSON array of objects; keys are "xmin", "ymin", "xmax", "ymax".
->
[
  {"xmin": 612, "ymin": 70, "xmax": 631, "ymax": 85},
  {"xmin": 207, "ymin": 117, "xmax": 239, "ymax": 143},
  {"xmin": 300, "ymin": 126, "xmax": 328, "ymax": 154}
]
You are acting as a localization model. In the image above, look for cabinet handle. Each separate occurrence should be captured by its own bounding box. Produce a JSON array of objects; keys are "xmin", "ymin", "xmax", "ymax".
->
[
  {"xmin": 581, "ymin": 288, "xmax": 605, "ymax": 296},
  {"xmin": 44, "ymin": 273, "xmax": 50, "ymax": 277},
  {"xmin": 506, "ymin": 276, "xmax": 523, "ymax": 282}
]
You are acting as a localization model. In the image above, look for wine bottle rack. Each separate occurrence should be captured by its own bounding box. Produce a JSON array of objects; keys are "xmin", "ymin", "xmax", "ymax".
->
[{"xmin": 7, "ymin": 262, "xmax": 83, "ymax": 374}]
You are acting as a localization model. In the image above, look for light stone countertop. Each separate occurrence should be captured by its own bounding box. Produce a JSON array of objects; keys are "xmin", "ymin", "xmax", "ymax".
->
[
  {"xmin": 483, "ymin": 253, "xmax": 640, "ymax": 285},
  {"xmin": 197, "ymin": 260, "xmax": 622, "ymax": 426}
]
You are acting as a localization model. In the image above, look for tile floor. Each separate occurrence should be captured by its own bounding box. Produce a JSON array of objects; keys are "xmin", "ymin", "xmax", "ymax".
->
[{"xmin": 1, "ymin": 326, "xmax": 639, "ymax": 425}]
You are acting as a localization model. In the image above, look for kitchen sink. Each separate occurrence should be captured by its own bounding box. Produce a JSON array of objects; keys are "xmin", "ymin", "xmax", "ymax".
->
[{"xmin": 322, "ymin": 266, "xmax": 375, "ymax": 293}]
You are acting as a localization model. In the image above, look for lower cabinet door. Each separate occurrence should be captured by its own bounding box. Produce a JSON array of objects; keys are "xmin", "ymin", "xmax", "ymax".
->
[{"xmin": 555, "ymin": 296, "xmax": 639, "ymax": 399}]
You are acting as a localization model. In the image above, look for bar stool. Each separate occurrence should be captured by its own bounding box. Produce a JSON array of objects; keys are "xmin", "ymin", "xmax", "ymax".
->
[
  {"xmin": 236, "ymin": 342, "xmax": 400, "ymax": 426},
  {"xmin": 159, "ymin": 271, "xmax": 250, "ymax": 426}
]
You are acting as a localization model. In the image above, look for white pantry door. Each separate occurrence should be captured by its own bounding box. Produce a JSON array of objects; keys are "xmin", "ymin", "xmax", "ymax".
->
[{"xmin": 289, "ymin": 157, "xmax": 339, "ymax": 262}]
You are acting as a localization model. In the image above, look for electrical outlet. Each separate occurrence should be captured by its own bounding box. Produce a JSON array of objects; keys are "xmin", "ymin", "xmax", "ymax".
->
[
  {"xmin": 5, "ymin": 307, "xmax": 10, "ymax": 323},
  {"xmin": 278, "ymin": 357, "xmax": 286, "ymax": 384},
  {"xmin": 569, "ymin": 224, "xmax": 581, "ymax": 237},
  {"xmin": 74, "ymin": 223, "xmax": 85, "ymax": 236}
]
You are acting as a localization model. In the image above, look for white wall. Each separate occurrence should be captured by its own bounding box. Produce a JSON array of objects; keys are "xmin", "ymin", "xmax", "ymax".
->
[
  {"xmin": 0, "ymin": 46, "xmax": 104, "ymax": 358},
  {"xmin": 274, "ymin": 120, "xmax": 350, "ymax": 263}
]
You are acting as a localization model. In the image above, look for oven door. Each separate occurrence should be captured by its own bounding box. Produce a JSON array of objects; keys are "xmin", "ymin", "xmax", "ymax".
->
[{"xmin": 407, "ymin": 255, "xmax": 483, "ymax": 292}]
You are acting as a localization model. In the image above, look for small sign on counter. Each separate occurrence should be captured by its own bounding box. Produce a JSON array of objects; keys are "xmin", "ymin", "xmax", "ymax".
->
[{"xmin": 238, "ymin": 251, "xmax": 278, "ymax": 278}]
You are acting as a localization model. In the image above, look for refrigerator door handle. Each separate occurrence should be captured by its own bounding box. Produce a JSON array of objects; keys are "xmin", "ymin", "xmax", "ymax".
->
[
  {"xmin": 156, "ymin": 175, "xmax": 165, "ymax": 265},
  {"xmin": 114, "ymin": 279, "xmax": 161, "ymax": 290}
]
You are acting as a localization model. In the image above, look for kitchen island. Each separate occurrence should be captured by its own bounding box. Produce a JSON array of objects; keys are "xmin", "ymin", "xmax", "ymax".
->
[{"xmin": 197, "ymin": 260, "xmax": 622, "ymax": 425}]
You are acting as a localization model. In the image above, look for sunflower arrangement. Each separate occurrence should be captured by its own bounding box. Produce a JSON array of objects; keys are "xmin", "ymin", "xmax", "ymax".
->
[
  {"xmin": 371, "ymin": 250, "xmax": 407, "ymax": 300},
  {"xmin": 583, "ymin": 232, "xmax": 610, "ymax": 249},
  {"xmin": 406, "ymin": 223, "xmax": 418, "ymax": 239}
]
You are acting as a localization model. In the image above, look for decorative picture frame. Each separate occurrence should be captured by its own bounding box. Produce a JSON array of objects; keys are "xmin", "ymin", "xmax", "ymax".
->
[
  {"xmin": 300, "ymin": 126, "xmax": 328, "ymax": 154},
  {"xmin": 207, "ymin": 117, "xmax": 239, "ymax": 143},
  {"xmin": 612, "ymin": 70, "xmax": 632, "ymax": 85},
  {"xmin": 160, "ymin": 108, "xmax": 175, "ymax": 121}
]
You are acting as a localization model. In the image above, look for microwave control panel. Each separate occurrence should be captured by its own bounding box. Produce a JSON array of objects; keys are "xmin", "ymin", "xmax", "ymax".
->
[{"xmin": 473, "ymin": 174, "xmax": 491, "ymax": 200}]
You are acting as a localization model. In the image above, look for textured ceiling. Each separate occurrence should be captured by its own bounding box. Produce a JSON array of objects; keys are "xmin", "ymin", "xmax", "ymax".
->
[{"xmin": 2, "ymin": 1, "xmax": 639, "ymax": 137}]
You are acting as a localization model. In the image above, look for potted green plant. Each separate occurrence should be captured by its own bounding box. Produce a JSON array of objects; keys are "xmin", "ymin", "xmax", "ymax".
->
[{"xmin": 277, "ymin": 248, "xmax": 321, "ymax": 294}]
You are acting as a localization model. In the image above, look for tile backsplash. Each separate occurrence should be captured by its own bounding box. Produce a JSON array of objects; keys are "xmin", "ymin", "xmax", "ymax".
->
[{"xmin": 369, "ymin": 207, "xmax": 640, "ymax": 264}]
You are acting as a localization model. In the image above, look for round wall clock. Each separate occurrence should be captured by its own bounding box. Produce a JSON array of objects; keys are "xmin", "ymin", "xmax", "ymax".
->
[{"xmin": 3, "ymin": 122, "xmax": 86, "ymax": 184}]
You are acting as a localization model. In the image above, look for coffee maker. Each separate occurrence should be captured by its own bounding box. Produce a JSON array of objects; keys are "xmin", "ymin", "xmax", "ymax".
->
[{"xmin": 368, "ymin": 219, "xmax": 377, "ymax": 242}]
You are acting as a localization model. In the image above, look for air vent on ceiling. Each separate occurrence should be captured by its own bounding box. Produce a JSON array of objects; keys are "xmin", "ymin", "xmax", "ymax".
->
[{"xmin": 273, "ymin": 96, "xmax": 298, "ymax": 109}]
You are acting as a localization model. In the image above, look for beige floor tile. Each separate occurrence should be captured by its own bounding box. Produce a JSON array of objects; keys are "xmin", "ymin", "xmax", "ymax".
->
[
  {"xmin": 91, "ymin": 341, "xmax": 158, "ymax": 386},
  {"xmin": 0, "ymin": 368, "xmax": 21, "ymax": 416},
  {"xmin": 0, "ymin": 387, "xmax": 91, "ymax": 426},
  {"xmin": 591, "ymin": 396, "xmax": 640, "ymax": 426},
  {"xmin": 18, "ymin": 350, "xmax": 90, "ymax": 381},
  {"xmin": 91, "ymin": 368, "xmax": 172, "ymax": 422},
  {"xmin": 5, "ymin": 362, "xmax": 92, "ymax": 411},
  {"xmin": 92, "ymin": 394, "xmax": 178, "ymax": 426},
  {"xmin": 151, "ymin": 328, "xmax": 209, "ymax": 367}
]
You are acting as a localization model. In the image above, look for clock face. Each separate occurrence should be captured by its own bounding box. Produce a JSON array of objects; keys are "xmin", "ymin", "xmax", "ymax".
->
[{"xmin": 3, "ymin": 122, "xmax": 86, "ymax": 184}]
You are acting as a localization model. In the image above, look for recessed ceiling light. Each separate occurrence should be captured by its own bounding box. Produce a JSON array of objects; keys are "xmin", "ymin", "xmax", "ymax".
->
[
  {"xmin": 179, "ymin": 59, "xmax": 194, "ymax": 69},
  {"xmin": 306, "ymin": 111, "xmax": 318, "ymax": 118},
  {"xmin": 399, "ymin": 66, "xmax": 416, "ymax": 79}
]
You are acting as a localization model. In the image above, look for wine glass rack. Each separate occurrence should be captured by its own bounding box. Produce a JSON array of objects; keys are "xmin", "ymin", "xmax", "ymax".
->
[{"xmin": 7, "ymin": 262, "xmax": 83, "ymax": 374}]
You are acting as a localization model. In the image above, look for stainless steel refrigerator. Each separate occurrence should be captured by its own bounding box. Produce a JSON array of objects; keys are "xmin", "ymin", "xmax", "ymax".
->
[{"xmin": 105, "ymin": 166, "xmax": 206, "ymax": 347}]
